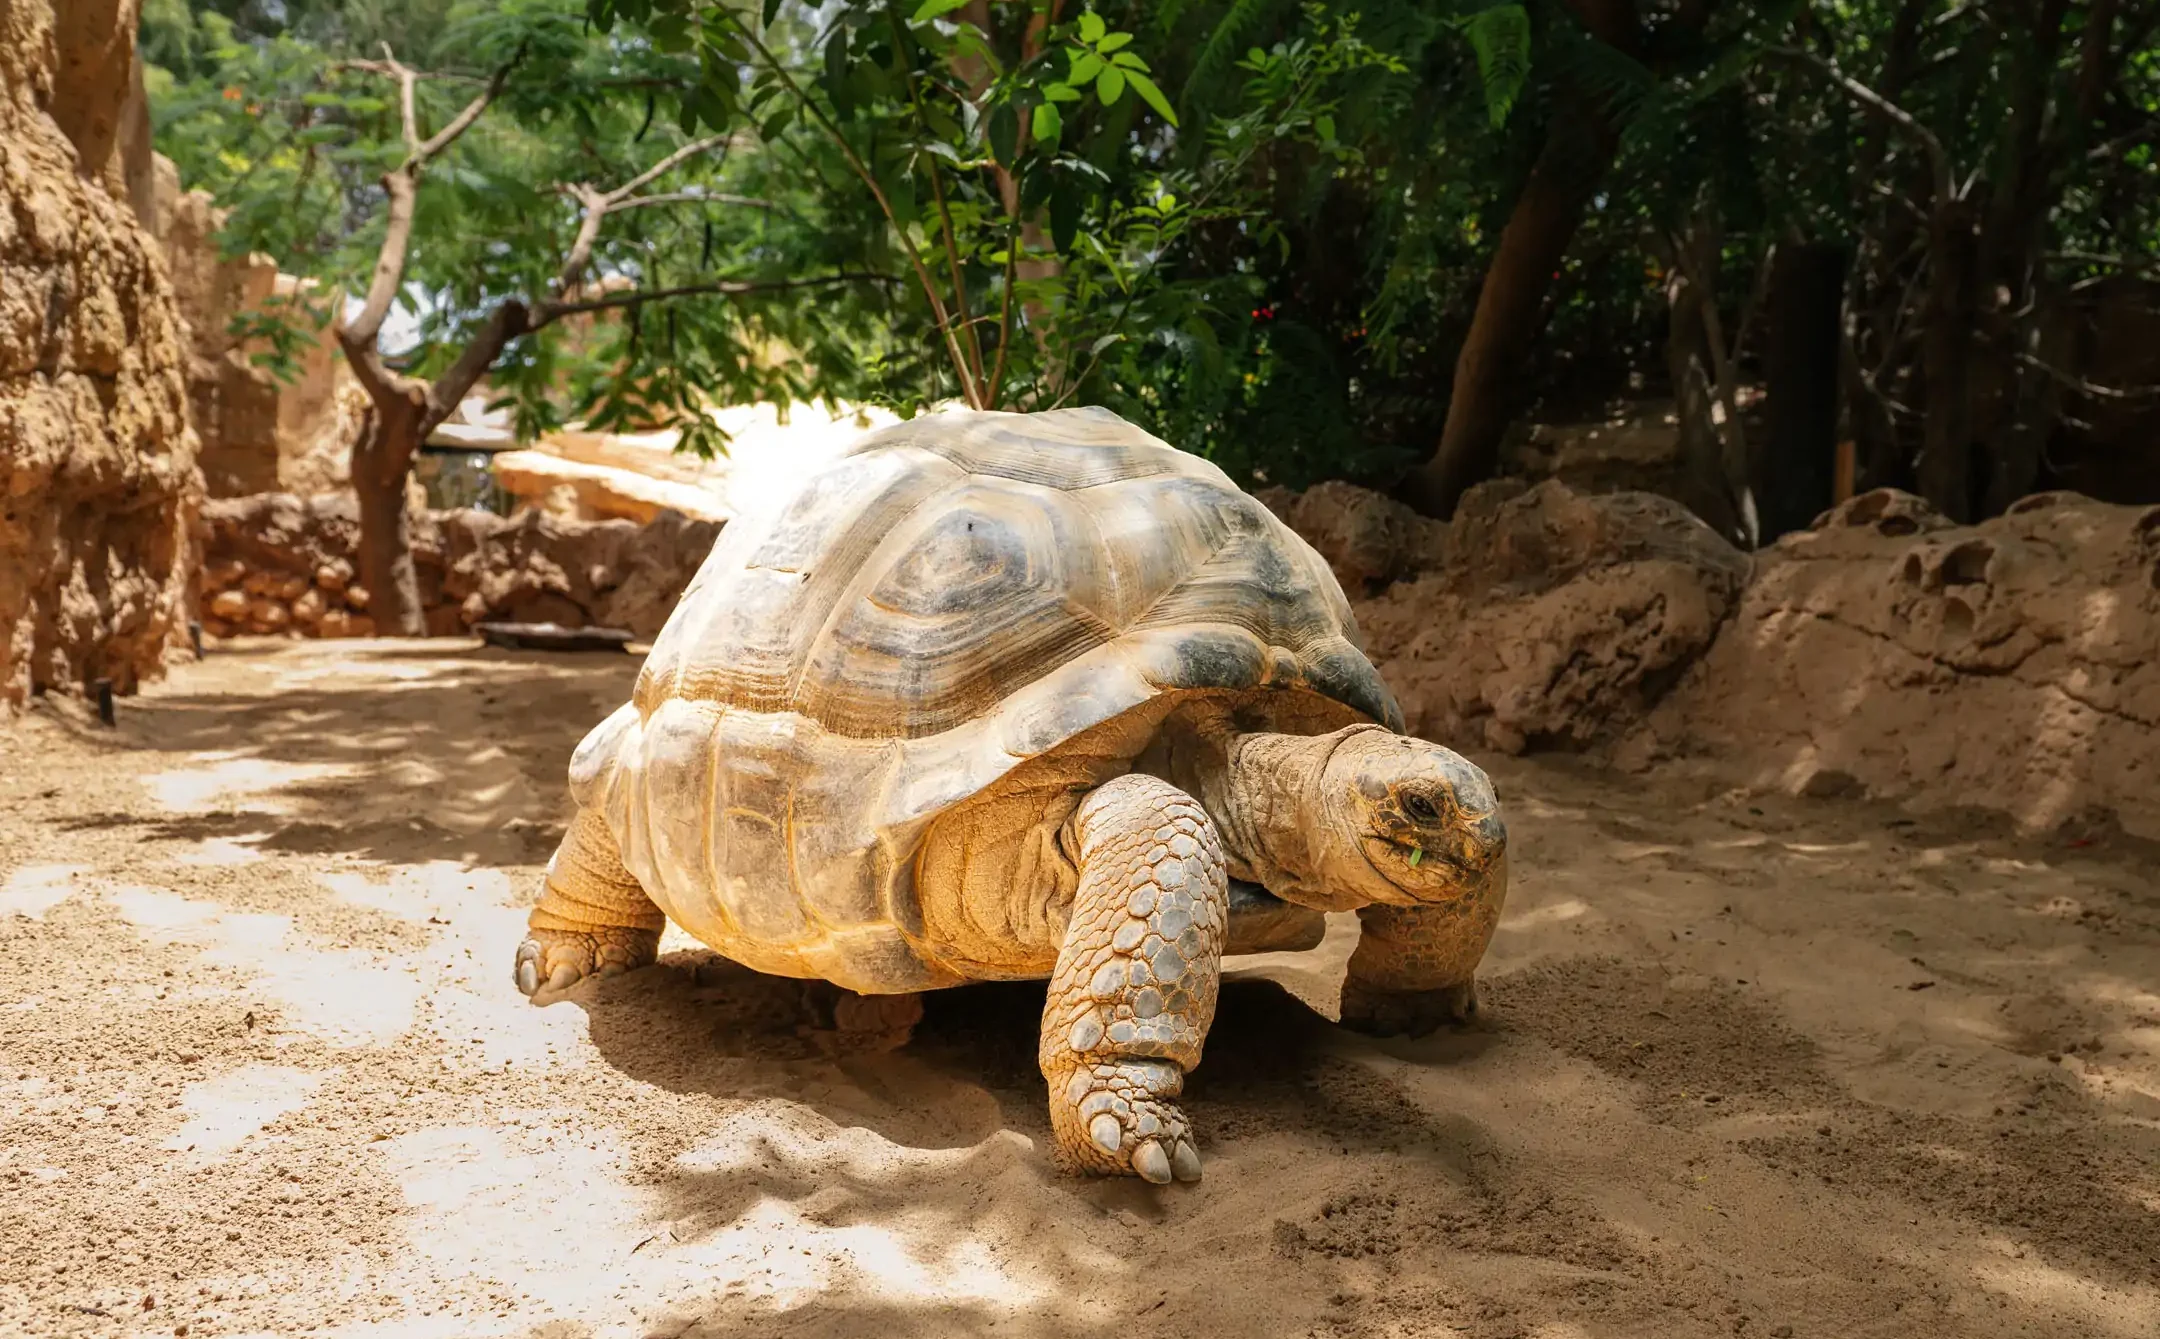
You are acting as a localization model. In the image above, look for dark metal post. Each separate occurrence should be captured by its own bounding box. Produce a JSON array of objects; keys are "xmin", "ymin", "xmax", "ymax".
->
[{"xmin": 94, "ymin": 678, "xmax": 115, "ymax": 726}]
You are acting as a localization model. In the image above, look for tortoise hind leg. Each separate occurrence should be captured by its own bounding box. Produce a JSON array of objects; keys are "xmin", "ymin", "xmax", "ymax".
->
[
  {"xmin": 515, "ymin": 807, "xmax": 665, "ymax": 996},
  {"xmin": 1039, "ymin": 774, "xmax": 1227, "ymax": 1184}
]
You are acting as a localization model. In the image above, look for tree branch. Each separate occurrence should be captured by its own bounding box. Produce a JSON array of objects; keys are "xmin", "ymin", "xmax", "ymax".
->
[
  {"xmin": 724, "ymin": 11, "xmax": 983, "ymax": 408},
  {"xmin": 606, "ymin": 132, "xmax": 734, "ymax": 202},
  {"xmin": 338, "ymin": 47, "xmax": 523, "ymax": 351},
  {"xmin": 414, "ymin": 54, "xmax": 518, "ymax": 164},
  {"xmin": 1770, "ymin": 46, "xmax": 1954, "ymax": 205},
  {"xmin": 535, "ymin": 273, "xmax": 900, "ymax": 321},
  {"xmin": 608, "ymin": 190, "xmax": 778, "ymax": 212}
]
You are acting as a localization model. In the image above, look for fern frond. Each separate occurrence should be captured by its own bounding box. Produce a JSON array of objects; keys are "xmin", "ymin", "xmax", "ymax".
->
[{"xmin": 1456, "ymin": 2, "xmax": 1529, "ymax": 129}]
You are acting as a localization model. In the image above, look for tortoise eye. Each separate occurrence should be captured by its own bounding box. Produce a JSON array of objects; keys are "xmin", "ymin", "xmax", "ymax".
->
[{"xmin": 1403, "ymin": 793, "xmax": 1441, "ymax": 823}]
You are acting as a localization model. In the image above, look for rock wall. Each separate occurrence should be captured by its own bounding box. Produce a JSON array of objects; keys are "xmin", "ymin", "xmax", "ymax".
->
[
  {"xmin": 1267, "ymin": 477, "xmax": 2160, "ymax": 840},
  {"xmin": 1, "ymin": 0, "xmax": 199, "ymax": 708},
  {"xmin": 143, "ymin": 154, "xmax": 354, "ymax": 498},
  {"xmin": 1635, "ymin": 489, "xmax": 2160, "ymax": 840},
  {"xmin": 147, "ymin": 154, "xmax": 281, "ymax": 496},
  {"xmin": 198, "ymin": 494, "xmax": 721, "ymax": 640},
  {"xmin": 1352, "ymin": 480, "xmax": 1751, "ymax": 754}
]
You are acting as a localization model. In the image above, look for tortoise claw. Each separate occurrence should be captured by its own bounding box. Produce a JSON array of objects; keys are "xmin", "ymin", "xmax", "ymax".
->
[
  {"xmin": 1132, "ymin": 1139, "xmax": 1172, "ymax": 1185},
  {"xmin": 1170, "ymin": 1138, "xmax": 1202, "ymax": 1183}
]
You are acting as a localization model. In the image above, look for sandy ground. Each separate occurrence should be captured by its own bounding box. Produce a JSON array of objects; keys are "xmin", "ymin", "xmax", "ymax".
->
[{"xmin": 3, "ymin": 639, "xmax": 2158, "ymax": 1339}]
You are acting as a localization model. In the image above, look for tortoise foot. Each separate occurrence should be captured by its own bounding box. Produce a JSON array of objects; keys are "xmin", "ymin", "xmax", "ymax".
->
[
  {"xmin": 805, "ymin": 989, "xmax": 924, "ymax": 1054},
  {"xmin": 514, "ymin": 926, "xmax": 661, "ymax": 997},
  {"xmin": 1338, "ymin": 977, "xmax": 1478, "ymax": 1039},
  {"xmin": 1049, "ymin": 1058, "xmax": 1203, "ymax": 1184}
]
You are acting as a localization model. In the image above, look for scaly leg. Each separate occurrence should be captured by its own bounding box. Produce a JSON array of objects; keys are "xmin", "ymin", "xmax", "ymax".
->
[
  {"xmin": 1339, "ymin": 857, "xmax": 1508, "ymax": 1038},
  {"xmin": 1039, "ymin": 774, "xmax": 1227, "ymax": 1184},
  {"xmin": 514, "ymin": 807, "xmax": 665, "ymax": 996}
]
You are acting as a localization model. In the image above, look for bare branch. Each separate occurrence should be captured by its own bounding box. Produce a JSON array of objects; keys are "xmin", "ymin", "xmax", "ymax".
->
[
  {"xmin": 337, "ymin": 48, "xmax": 524, "ymax": 351},
  {"xmin": 414, "ymin": 54, "xmax": 518, "ymax": 164},
  {"xmin": 536, "ymin": 273, "xmax": 899, "ymax": 323},
  {"xmin": 1770, "ymin": 46, "xmax": 1954, "ymax": 204},
  {"xmin": 2017, "ymin": 352, "xmax": 2160, "ymax": 401},
  {"xmin": 609, "ymin": 191, "xmax": 779, "ymax": 212},
  {"xmin": 2088, "ymin": 119, "xmax": 2160, "ymax": 162},
  {"xmin": 606, "ymin": 133, "xmax": 733, "ymax": 204}
]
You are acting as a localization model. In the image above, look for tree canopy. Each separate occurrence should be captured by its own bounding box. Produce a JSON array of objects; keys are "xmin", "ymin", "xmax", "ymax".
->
[{"xmin": 146, "ymin": 0, "xmax": 2160, "ymax": 525}]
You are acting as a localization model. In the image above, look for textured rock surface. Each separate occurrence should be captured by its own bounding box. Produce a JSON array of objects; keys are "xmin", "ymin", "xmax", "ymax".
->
[
  {"xmin": 490, "ymin": 449, "xmax": 730, "ymax": 525},
  {"xmin": 199, "ymin": 494, "xmax": 721, "ymax": 640},
  {"xmin": 146, "ymin": 154, "xmax": 281, "ymax": 496},
  {"xmin": 1349, "ymin": 480, "xmax": 1751, "ymax": 754},
  {"xmin": 1636, "ymin": 489, "xmax": 2160, "ymax": 839},
  {"xmin": 1, "ymin": 0, "xmax": 199, "ymax": 708},
  {"xmin": 1251, "ymin": 480, "xmax": 1449, "ymax": 593}
]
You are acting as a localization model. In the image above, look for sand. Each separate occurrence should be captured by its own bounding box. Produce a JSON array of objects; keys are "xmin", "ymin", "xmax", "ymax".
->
[{"xmin": 2, "ymin": 638, "xmax": 2157, "ymax": 1339}]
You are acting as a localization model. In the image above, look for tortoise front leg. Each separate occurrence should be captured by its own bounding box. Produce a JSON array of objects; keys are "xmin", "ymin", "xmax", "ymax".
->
[
  {"xmin": 1339, "ymin": 858, "xmax": 1508, "ymax": 1038},
  {"xmin": 514, "ymin": 807, "xmax": 665, "ymax": 996},
  {"xmin": 1040, "ymin": 774, "xmax": 1227, "ymax": 1184}
]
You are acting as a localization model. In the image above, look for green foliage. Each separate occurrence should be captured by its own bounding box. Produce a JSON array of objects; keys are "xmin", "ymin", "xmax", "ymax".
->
[
  {"xmin": 1455, "ymin": 2, "xmax": 1528, "ymax": 129},
  {"xmin": 146, "ymin": 0, "xmax": 2160, "ymax": 500}
]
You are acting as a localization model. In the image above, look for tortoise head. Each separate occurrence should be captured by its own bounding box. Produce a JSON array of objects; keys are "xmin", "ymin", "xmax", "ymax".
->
[{"xmin": 1318, "ymin": 725, "xmax": 1507, "ymax": 907}]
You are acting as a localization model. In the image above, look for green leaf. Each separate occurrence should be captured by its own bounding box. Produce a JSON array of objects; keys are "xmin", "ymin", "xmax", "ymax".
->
[
  {"xmin": 911, "ymin": 0, "xmax": 972, "ymax": 21},
  {"xmin": 989, "ymin": 102, "xmax": 1018, "ymax": 163},
  {"xmin": 1315, "ymin": 113, "xmax": 1335, "ymax": 142},
  {"xmin": 1109, "ymin": 51, "xmax": 1148, "ymax": 70},
  {"xmin": 1097, "ymin": 32, "xmax": 1133, "ymax": 53},
  {"xmin": 1125, "ymin": 70, "xmax": 1176, "ymax": 125},
  {"xmin": 1042, "ymin": 81, "xmax": 1081, "ymax": 102},
  {"xmin": 1031, "ymin": 99, "xmax": 1062, "ymax": 144},
  {"xmin": 762, "ymin": 0, "xmax": 783, "ymax": 25},
  {"xmin": 1078, "ymin": 11, "xmax": 1107, "ymax": 43},
  {"xmin": 1458, "ymin": 4, "xmax": 1531, "ymax": 129},
  {"xmin": 1409, "ymin": 847, "xmax": 1424, "ymax": 867},
  {"xmin": 1097, "ymin": 66, "xmax": 1125, "ymax": 105},
  {"xmin": 760, "ymin": 104, "xmax": 795, "ymax": 140},
  {"xmin": 1069, "ymin": 51, "xmax": 1103, "ymax": 84}
]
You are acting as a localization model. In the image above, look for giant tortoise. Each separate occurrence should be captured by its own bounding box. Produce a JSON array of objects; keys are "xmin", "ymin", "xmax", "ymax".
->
[{"xmin": 514, "ymin": 407, "xmax": 1509, "ymax": 1183}]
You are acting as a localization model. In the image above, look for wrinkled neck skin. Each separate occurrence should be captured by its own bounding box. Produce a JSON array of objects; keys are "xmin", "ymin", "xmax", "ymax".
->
[{"xmin": 1157, "ymin": 717, "xmax": 1386, "ymax": 913}]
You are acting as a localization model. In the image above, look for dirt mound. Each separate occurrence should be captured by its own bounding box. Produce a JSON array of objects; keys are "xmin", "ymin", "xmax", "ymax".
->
[
  {"xmin": 1353, "ymin": 479, "xmax": 1750, "ymax": 753},
  {"xmin": 199, "ymin": 494, "xmax": 720, "ymax": 639},
  {"xmin": 0, "ymin": 0, "xmax": 199, "ymax": 709},
  {"xmin": 1637, "ymin": 487, "xmax": 2160, "ymax": 839},
  {"xmin": 1253, "ymin": 480, "xmax": 1450, "ymax": 593}
]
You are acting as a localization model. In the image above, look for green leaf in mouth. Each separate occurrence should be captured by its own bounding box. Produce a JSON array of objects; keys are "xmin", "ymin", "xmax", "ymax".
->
[{"xmin": 1408, "ymin": 847, "xmax": 1424, "ymax": 867}]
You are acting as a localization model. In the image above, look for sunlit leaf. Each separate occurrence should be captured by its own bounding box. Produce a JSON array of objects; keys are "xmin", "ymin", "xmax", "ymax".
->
[
  {"xmin": 1098, "ymin": 67, "xmax": 1125, "ymax": 105},
  {"xmin": 1032, "ymin": 99, "xmax": 1063, "ymax": 145},
  {"xmin": 1126, "ymin": 70, "xmax": 1175, "ymax": 125}
]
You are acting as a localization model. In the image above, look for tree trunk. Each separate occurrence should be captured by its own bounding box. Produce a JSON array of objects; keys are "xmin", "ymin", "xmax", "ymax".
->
[
  {"xmin": 1400, "ymin": 0, "xmax": 1643, "ymax": 517},
  {"xmin": 350, "ymin": 397, "xmax": 428, "ymax": 637},
  {"xmin": 1918, "ymin": 201, "xmax": 1981, "ymax": 522},
  {"xmin": 1399, "ymin": 121, "xmax": 1609, "ymax": 516},
  {"xmin": 1663, "ymin": 236, "xmax": 1746, "ymax": 544},
  {"xmin": 1759, "ymin": 241, "xmax": 1849, "ymax": 540}
]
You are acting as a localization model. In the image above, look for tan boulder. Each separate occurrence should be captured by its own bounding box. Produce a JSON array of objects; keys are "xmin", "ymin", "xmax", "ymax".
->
[{"xmin": 491, "ymin": 450, "xmax": 729, "ymax": 525}]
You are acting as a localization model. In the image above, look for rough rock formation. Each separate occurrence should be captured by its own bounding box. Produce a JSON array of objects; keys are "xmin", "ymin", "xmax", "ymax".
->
[
  {"xmin": 199, "ymin": 494, "xmax": 721, "ymax": 640},
  {"xmin": 144, "ymin": 154, "xmax": 356, "ymax": 497},
  {"xmin": 1637, "ymin": 489, "xmax": 2160, "ymax": 840},
  {"xmin": 491, "ymin": 449, "xmax": 730, "ymax": 525},
  {"xmin": 148, "ymin": 155, "xmax": 282, "ymax": 496},
  {"xmin": 1251, "ymin": 480, "xmax": 1450, "ymax": 594},
  {"xmin": 1349, "ymin": 480, "xmax": 1751, "ymax": 754},
  {"xmin": 1, "ymin": 0, "xmax": 199, "ymax": 708}
]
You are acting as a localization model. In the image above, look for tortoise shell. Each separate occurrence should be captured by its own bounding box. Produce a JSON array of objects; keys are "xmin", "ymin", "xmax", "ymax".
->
[{"xmin": 567, "ymin": 407, "xmax": 1402, "ymax": 992}]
